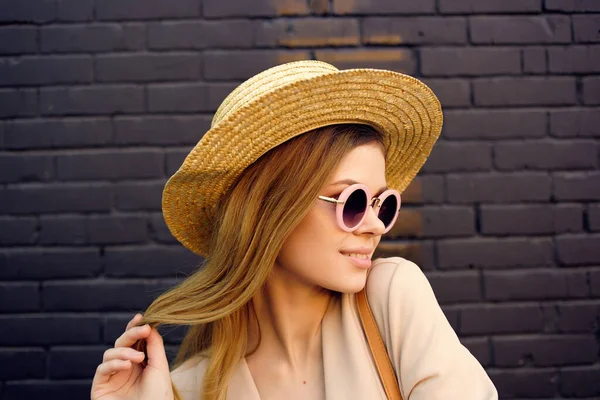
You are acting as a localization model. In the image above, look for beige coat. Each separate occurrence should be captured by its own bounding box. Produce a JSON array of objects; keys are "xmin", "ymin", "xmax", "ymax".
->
[{"xmin": 171, "ymin": 257, "xmax": 498, "ymax": 399}]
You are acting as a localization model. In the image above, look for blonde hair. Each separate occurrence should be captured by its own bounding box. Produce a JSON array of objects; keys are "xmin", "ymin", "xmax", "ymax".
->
[{"xmin": 137, "ymin": 124, "xmax": 384, "ymax": 400}]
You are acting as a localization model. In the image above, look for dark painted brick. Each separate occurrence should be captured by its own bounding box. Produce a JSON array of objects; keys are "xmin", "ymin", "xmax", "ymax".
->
[
  {"xmin": 557, "ymin": 234, "xmax": 600, "ymax": 265},
  {"xmin": 589, "ymin": 204, "xmax": 600, "ymax": 232},
  {"xmin": 573, "ymin": 15, "xmax": 600, "ymax": 43},
  {"xmin": 484, "ymin": 269, "xmax": 588, "ymax": 301},
  {"xmin": 114, "ymin": 115, "xmax": 209, "ymax": 146},
  {"xmin": 0, "ymin": 89, "xmax": 37, "ymax": 117},
  {"xmin": 473, "ymin": 77, "xmax": 576, "ymax": 106},
  {"xmin": 56, "ymin": 150, "xmax": 164, "ymax": 181},
  {"xmin": 0, "ymin": 315, "xmax": 101, "ymax": 345},
  {"xmin": 204, "ymin": 50, "xmax": 311, "ymax": 80},
  {"xmin": 316, "ymin": 49, "xmax": 416, "ymax": 74},
  {"xmin": 204, "ymin": 0, "xmax": 309, "ymax": 17},
  {"xmin": 0, "ymin": 348, "xmax": 45, "ymax": 380},
  {"xmin": 375, "ymin": 241, "xmax": 436, "ymax": 270},
  {"xmin": 558, "ymin": 301, "xmax": 600, "ymax": 332},
  {"xmin": 493, "ymin": 335, "xmax": 597, "ymax": 367},
  {"xmin": 4, "ymin": 118, "xmax": 112, "ymax": 149},
  {"xmin": 410, "ymin": 175, "xmax": 445, "ymax": 204},
  {"xmin": 460, "ymin": 304, "xmax": 544, "ymax": 335},
  {"xmin": 0, "ymin": 282, "xmax": 40, "ymax": 312},
  {"xmin": 488, "ymin": 369, "xmax": 556, "ymax": 398},
  {"xmin": 166, "ymin": 149, "xmax": 190, "ymax": 176},
  {"xmin": 103, "ymin": 315, "xmax": 188, "ymax": 345},
  {"xmin": 88, "ymin": 215, "xmax": 148, "ymax": 245},
  {"xmin": 425, "ymin": 271, "xmax": 481, "ymax": 304},
  {"xmin": 333, "ymin": 0, "xmax": 435, "ymax": 14},
  {"xmin": 461, "ymin": 337, "xmax": 491, "ymax": 367},
  {"xmin": 439, "ymin": 0, "xmax": 541, "ymax": 13},
  {"xmin": 149, "ymin": 20, "xmax": 253, "ymax": 50},
  {"xmin": 362, "ymin": 17, "xmax": 467, "ymax": 45},
  {"xmin": 421, "ymin": 79, "xmax": 470, "ymax": 108},
  {"xmin": 560, "ymin": 365, "xmax": 600, "ymax": 397},
  {"xmin": 545, "ymin": 0, "xmax": 600, "ymax": 11},
  {"xmin": 104, "ymin": 246, "xmax": 202, "ymax": 277},
  {"xmin": 470, "ymin": 16, "xmax": 571, "ymax": 44},
  {"xmin": 481, "ymin": 204, "xmax": 583, "ymax": 235},
  {"xmin": 438, "ymin": 237, "xmax": 554, "ymax": 269},
  {"xmin": 96, "ymin": 0, "xmax": 200, "ymax": 20},
  {"xmin": 0, "ymin": 154, "xmax": 54, "ymax": 183},
  {"xmin": 114, "ymin": 181, "xmax": 164, "ymax": 211},
  {"xmin": 582, "ymin": 76, "xmax": 600, "ymax": 105},
  {"xmin": 39, "ymin": 215, "xmax": 87, "ymax": 245},
  {"xmin": 550, "ymin": 108, "xmax": 600, "ymax": 138},
  {"xmin": 442, "ymin": 109, "xmax": 547, "ymax": 139},
  {"xmin": 48, "ymin": 346, "xmax": 105, "ymax": 379},
  {"xmin": 0, "ymin": 55, "xmax": 92, "ymax": 86},
  {"xmin": 255, "ymin": 18, "xmax": 360, "ymax": 47},
  {"xmin": 147, "ymin": 83, "xmax": 211, "ymax": 112},
  {"xmin": 0, "ymin": 184, "xmax": 112, "ymax": 214},
  {"xmin": 593, "ymin": 270, "xmax": 600, "ymax": 296},
  {"xmin": 3, "ymin": 381, "xmax": 92, "ymax": 399},
  {"xmin": 95, "ymin": 53, "xmax": 201, "ymax": 83},
  {"xmin": 523, "ymin": 47, "xmax": 547, "ymax": 73},
  {"xmin": 386, "ymin": 209, "xmax": 421, "ymax": 238},
  {"xmin": 554, "ymin": 172, "xmax": 600, "ymax": 201},
  {"xmin": 40, "ymin": 85, "xmax": 144, "ymax": 116},
  {"xmin": 56, "ymin": 0, "xmax": 94, "ymax": 21},
  {"xmin": 0, "ymin": 0, "xmax": 55, "ymax": 23},
  {"xmin": 0, "ymin": 217, "xmax": 37, "ymax": 245},
  {"xmin": 149, "ymin": 213, "xmax": 178, "ymax": 244},
  {"xmin": 421, "ymin": 206, "xmax": 475, "ymax": 237},
  {"xmin": 0, "ymin": 26, "xmax": 38, "ymax": 55},
  {"xmin": 423, "ymin": 142, "xmax": 492, "ymax": 172},
  {"xmin": 548, "ymin": 45, "xmax": 600, "ymax": 73},
  {"xmin": 41, "ymin": 24, "xmax": 145, "ymax": 53},
  {"xmin": 421, "ymin": 47, "xmax": 520, "ymax": 76},
  {"xmin": 447, "ymin": 173, "xmax": 551, "ymax": 203},
  {"xmin": 494, "ymin": 141, "xmax": 598, "ymax": 170},
  {"xmin": 0, "ymin": 248, "xmax": 101, "ymax": 280}
]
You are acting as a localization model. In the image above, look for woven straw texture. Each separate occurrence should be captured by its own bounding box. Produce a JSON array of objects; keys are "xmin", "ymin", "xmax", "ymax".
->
[{"xmin": 162, "ymin": 60, "xmax": 443, "ymax": 256}]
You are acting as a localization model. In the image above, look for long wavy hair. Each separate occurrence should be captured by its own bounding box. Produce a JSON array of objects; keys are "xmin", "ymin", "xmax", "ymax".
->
[{"xmin": 137, "ymin": 124, "xmax": 384, "ymax": 400}]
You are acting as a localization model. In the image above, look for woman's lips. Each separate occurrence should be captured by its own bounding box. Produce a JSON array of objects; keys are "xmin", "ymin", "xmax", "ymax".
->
[{"xmin": 341, "ymin": 252, "xmax": 372, "ymax": 269}]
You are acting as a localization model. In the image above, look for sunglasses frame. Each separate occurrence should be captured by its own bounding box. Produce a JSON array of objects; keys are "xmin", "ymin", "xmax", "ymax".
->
[{"xmin": 318, "ymin": 183, "xmax": 401, "ymax": 233}]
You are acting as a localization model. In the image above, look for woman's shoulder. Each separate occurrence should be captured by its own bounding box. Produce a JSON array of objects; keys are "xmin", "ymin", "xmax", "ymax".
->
[{"xmin": 170, "ymin": 355, "xmax": 208, "ymax": 399}]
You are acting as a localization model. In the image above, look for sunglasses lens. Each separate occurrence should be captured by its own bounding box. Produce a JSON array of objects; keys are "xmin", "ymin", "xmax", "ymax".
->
[
  {"xmin": 343, "ymin": 188, "xmax": 368, "ymax": 229},
  {"xmin": 378, "ymin": 195, "xmax": 398, "ymax": 228}
]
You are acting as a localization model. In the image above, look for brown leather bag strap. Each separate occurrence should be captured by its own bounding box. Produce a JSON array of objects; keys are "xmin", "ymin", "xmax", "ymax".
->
[{"xmin": 356, "ymin": 288, "xmax": 403, "ymax": 400}]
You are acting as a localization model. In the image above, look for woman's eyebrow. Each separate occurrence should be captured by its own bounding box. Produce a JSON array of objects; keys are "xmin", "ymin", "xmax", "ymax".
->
[{"xmin": 329, "ymin": 179, "xmax": 388, "ymax": 194}]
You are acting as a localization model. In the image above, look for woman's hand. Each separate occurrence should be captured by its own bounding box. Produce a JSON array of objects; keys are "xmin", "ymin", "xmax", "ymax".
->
[{"xmin": 91, "ymin": 314, "xmax": 173, "ymax": 400}]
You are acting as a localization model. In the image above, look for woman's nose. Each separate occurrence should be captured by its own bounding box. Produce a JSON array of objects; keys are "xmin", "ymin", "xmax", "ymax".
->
[{"xmin": 355, "ymin": 204, "xmax": 386, "ymax": 236}]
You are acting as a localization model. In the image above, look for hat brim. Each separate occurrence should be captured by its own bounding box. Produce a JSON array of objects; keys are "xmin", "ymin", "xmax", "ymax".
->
[{"xmin": 162, "ymin": 68, "xmax": 443, "ymax": 256}]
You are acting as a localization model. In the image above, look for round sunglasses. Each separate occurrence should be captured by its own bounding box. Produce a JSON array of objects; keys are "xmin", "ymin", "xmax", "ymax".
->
[{"xmin": 318, "ymin": 183, "xmax": 401, "ymax": 233}]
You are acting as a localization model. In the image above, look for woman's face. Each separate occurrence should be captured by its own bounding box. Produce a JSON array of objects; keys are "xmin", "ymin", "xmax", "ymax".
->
[{"xmin": 275, "ymin": 142, "xmax": 388, "ymax": 294}]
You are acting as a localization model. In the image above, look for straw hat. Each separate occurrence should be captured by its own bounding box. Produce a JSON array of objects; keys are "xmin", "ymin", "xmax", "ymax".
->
[{"xmin": 162, "ymin": 60, "xmax": 443, "ymax": 256}]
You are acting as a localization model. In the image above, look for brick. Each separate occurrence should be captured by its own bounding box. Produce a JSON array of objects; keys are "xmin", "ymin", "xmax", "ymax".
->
[
  {"xmin": 315, "ymin": 49, "xmax": 416, "ymax": 74},
  {"xmin": 473, "ymin": 77, "xmax": 576, "ymax": 106},
  {"xmin": 149, "ymin": 20, "xmax": 253, "ymax": 50},
  {"xmin": 0, "ymin": 348, "xmax": 45, "ymax": 380},
  {"xmin": 5, "ymin": 118, "xmax": 111, "ymax": 149},
  {"xmin": 204, "ymin": 0, "xmax": 309, "ymax": 17},
  {"xmin": 39, "ymin": 215, "xmax": 87, "ymax": 245},
  {"xmin": 87, "ymin": 215, "xmax": 148, "ymax": 245},
  {"xmin": 523, "ymin": 47, "xmax": 547, "ymax": 73},
  {"xmin": 256, "ymin": 18, "xmax": 359, "ymax": 47},
  {"xmin": 149, "ymin": 213, "xmax": 178, "ymax": 244},
  {"xmin": 0, "ymin": 183, "xmax": 112, "ymax": 214},
  {"xmin": 0, "ymin": 0, "xmax": 55, "ymax": 23},
  {"xmin": 554, "ymin": 172, "xmax": 600, "ymax": 201},
  {"xmin": 583, "ymin": 76, "xmax": 600, "ymax": 105},
  {"xmin": 470, "ymin": 16, "xmax": 571, "ymax": 44},
  {"xmin": 545, "ymin": 0, "xmax": 600, "ymax": 11},
  {"xmin": 399, "ymin": 175, "xmax": 445, "ymax": 204},
  {"xmin": 557, "ymin": 234, "xmax": 600, "ymax": 265},
  {"xmin": 442, "ymin": 307, "xmax": 460, "ymax": 331},
  {"xmin": 333, "ymin": 0, "xmax": 435, "ymax": 14},
  {"xmin": 589, "ymin": 204, "xmax": 600, "ymax": 231},
  {"xmin": 481, "ymin": 204, "xmax": 583, "ymax": 235},
  {"xmin": 442, "ymin": 109, "xmax": 547, "ymax": 139},
  {"xmin": 438, "ymin": 237, "xmax": 554, "ymax": 269},
  {"xmin": 40, "ymin": 85, "xmax": 144, "ymax": 116},
  {"xmin": 0, "ymin": 217, "xmax": 37, "ymax": 245},
  {"xmin": 97, "ymin": 0, "xmax": 200, "ymax": 20},
  {"xmin": 421, "ymin": 79, "xmax": 470, "ymax": 108},
  {"xmin": 494, "ymin": 141, "xmax": 598, "ymax": 171},
  {"xmin": 548, "ymin": 45, "xmax": 600, "ymax": 73},
  {"xmin": 0, "ymin": 315, "xmax": 101, "ymax": 345},
  {"xmin": 48, "ymin": 346, "xmax": 105, "ymax": 379},
  {"xmin": 550, "ymin": 108, "xmax": 600, "ymax": 138},
  {"xmin": 0, "ymin": 248, "xmax": 102, "ymax": 279},
  {"xmin": 425, "ymin": 271, "xmax": 481, "ymax": 304},
  {"xmin": 362, "ymin": 17, "xmax": 466, "ymax": 45},
  {"xmin": 421, "ymin": 206, "xmax": 475, "ymax": 237},
  {"xmin": 0, "ymin": 55, "xmax": 92, "ymax": 86},
  {"xmin": 0, "ymin": 153, "xmax": 54, "ymax": 183},
  {"xmin": 41, "ymin": 24, "xmax": 145, "ymax": 53},
  {"xmin": 488, "ymin": 369, "xmax": 556, "ymax": 398},
  {"xmin": 56, "ymin": 0, "xmax": 94, "ymax": 21},
  {"xmin": 593, "ymin": 270, "xmax": 600, "ymax": 296},
  {"xmin": 95, "ymin": 53, "xmax": 201, "ymax": 83},
  {"xmin": 0, "ymin": 26, "xmax": 37, "ymax": 54},
  {"xmin": 421, "ymin": 47, "xmax": 520, "ymax": 76},
  {"xmin": 386, "ymin": 209, "xmax": 422, "ymax": 238},
  {"xmin": 166, "ymin": 149, "xmax": 190, "ymax": 176},
  {"xmin": 493, "ymin": 335, "xmax": 597, "ymax": 367},
  {"xmin": 439, "ymin": 0, "xmax": 541, "ymax": 13},
  {"xmin": 484, "ymin": 269, "xmax": 588, "ymax": 301},
  {"xmin": 147, "ymin": 83, "xmax": 212, "ymax": 113},
  {"xmin": 422, "ymin": 142, "xmax": 491, "ymax": 172},
  {"xmin": 104, "ymin": 246, "xmax": 202, "ymax": 277},
  {"xmin": 461, "ymin": 337, "xmax": 491, "ymax": 367},
  {"xmin": 573, "ymin": 15, "xmax": 600, "ymax": 43},
  {"xmin": 103, "ymin": 315, "xmax": 188, "ymax": 345},
  {"xmin": 447, "ymin": 173, "xmax": 551, "ymax": 203},
  {"xmin": 3, "ymin": 381, "xmax": 92, "ymax": 399},
  {"xmin": 0, "ymin": 282, "xmax": 40, "ymax": 312},
  {"xmin": 114, "ymin": 181, "xmax": 164, "ymax": 211},
  {"xmin": 560, "ymin": 365, "xmax": 600, "ymax": 397},
  {"xmin": 460, "ymin": 304, "xmax": 544, "ymax": 335},
  {"xmin": 558, "ymin": 301, "xmax": 600, "ymax": 332},
  {"xmin": 114, "ymin": 115, "xmax": 210, "ymax": 146},
  {"xmin": 56, "ymin": 150, "xmax": 164, "ymax": 181},
  {"xmin": 204, "ymin": 50, "xmax": 310, "ymax": 80},
  {"xmin": 373, "ymin": 241, "xmax": 436, "ymax": 270},
  {"xmin": 0, "ymin": 89, "xmax": 37, "ymax": 117}
]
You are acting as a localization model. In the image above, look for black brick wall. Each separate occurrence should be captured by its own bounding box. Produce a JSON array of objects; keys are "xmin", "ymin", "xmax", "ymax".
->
[{"xmin": 1, "ymin": 1, "xmax": 599, "ymax": 399}]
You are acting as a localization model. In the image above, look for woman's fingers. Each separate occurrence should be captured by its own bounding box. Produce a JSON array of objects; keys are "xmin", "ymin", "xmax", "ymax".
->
[
  {"xmin": 102, "ymin": 347, "xmax": 145, "ymax": 363},
  {"xmin": 126, "ymin": 313, "xmax": 143, "ymax": 331},
  {"xmin": 145, "ymin": 326, "xmax": 170, "ymax": 372},
  {"xmin": 114, "ymin": 323, "xmax": 151, "ymax": 348},
  {"xmin": 93, "ymin": 359, "xmax": 132, "ymax": 386}
]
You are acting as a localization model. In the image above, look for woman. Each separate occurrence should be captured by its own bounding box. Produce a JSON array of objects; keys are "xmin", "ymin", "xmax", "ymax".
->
[{"xmin": 91, "ymin": 61, "xmax": 498, "ymax": 400}]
